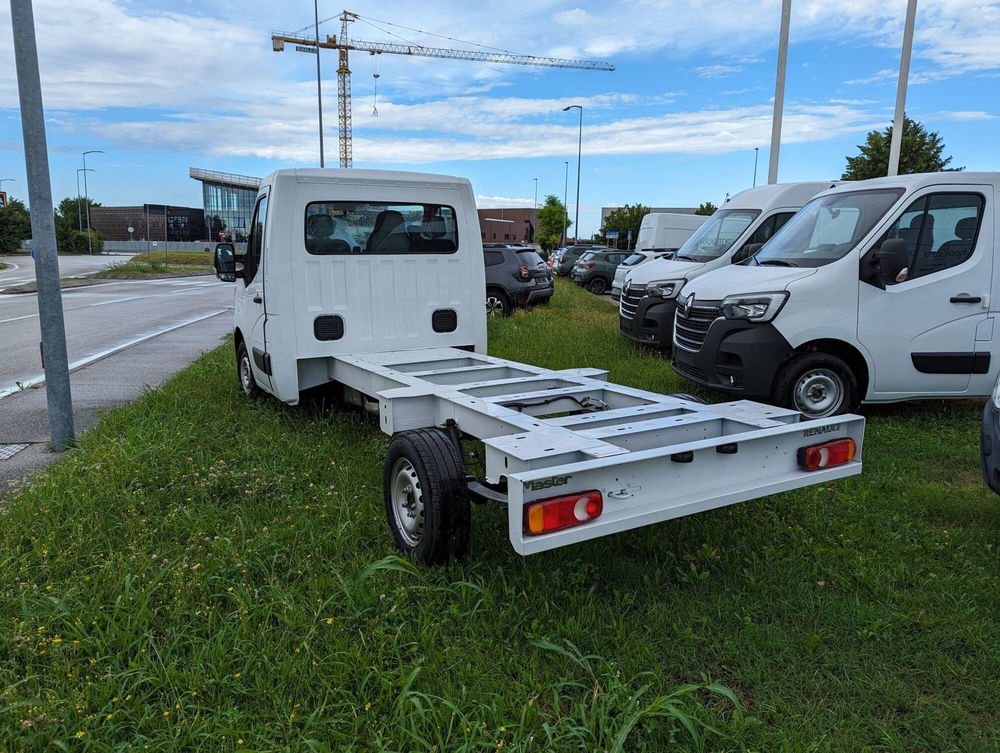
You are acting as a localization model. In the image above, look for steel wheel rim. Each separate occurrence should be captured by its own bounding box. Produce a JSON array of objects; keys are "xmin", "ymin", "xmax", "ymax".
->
[
  {"xmin": 486, "ymin": 296, "xmax": 505, "ymax": 317},
  {"xmin": 390, "ymin": 457, "xmax": 424, "ymax": 547},
  {"xmin": 793, "ymin": 368, "xmax": 843, "ymax": 418},
  {"xmin": 239, "ymin": 353, "xmax": 253, "ymax": 394}
]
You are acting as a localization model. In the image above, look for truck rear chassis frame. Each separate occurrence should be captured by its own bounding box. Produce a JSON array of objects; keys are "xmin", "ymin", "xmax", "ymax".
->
[{"xmin": 328, "ymin": 346, "xmax": 864, "ymax": 555}]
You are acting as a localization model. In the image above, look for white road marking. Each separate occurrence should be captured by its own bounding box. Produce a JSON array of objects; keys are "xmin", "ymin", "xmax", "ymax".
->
[
  {"xmin": 0, "ymin": 308, "xmax": 229, "ymax": 401},
  {"xmin": 87, "ymin": 296, "xmax": 144, "ymax": 307},
  {"xmin": 0, "ymin": 313, "xmax": 38, "ymax": 324}
]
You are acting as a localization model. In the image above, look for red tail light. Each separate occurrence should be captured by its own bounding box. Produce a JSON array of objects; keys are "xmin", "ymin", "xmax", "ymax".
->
[
  {"xmin": 524, "ymin": 491, "xmax": 603, "ymax": 535},
  {"xmin": 582, "ymin": 262, "xmax": 596, "ymax": 268},
  {"xmin": 517, "ymin": 264, "xmax": 530, "ymax": 280},
  {"xmin": 797, "ymin": 438, "xmax": 856, "ymax": 471}
]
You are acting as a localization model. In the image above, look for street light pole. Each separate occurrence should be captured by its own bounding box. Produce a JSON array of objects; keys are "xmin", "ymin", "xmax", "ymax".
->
[
  {"xmin": 768, "ymin": 0, "xmax": 791, "ymax": 184},
  {"xmin": 563, "ymin": 105, "xmax": 583, "ymax": 242},
  {"xmin": 887, "ymin": 0, "xmax": 918, "ymax": 177},
  {"xmin": 82, "ymin": 149, "xmax": 104, "ymax": 254},
  {"xmin": 562, "ymin": 160, "xmax": 568, "ymax": 246},
  {"xmin": 314, "ymin": 0, "xmax": 325, "ymax": 167},
  {"xmin": 532, "ymin": 177, "xmax": 538, "ymax": 210},
  {"xmin": 753, "ymin": 147, "xmax": 759, "ymax": 187},
  {"xmin": 76, "ymin": 168, "xmax": 92, "ymax": 232},
  {"xmin": 10, "ymin": 0, "xmax": 75, "ymax": 451}
]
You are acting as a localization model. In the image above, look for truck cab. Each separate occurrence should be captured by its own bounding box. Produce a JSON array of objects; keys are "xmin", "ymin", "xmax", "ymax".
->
[
  {"xmin": 619, "ymin": 182, "xmax": 835, "ymax": 349},
  {"xmin": 215, "ymin": 168, "xmax": 487, "ymax": 405},
  {"xmin": 672, "ymin": 172, "xmax": 998, "ymax": 418}
]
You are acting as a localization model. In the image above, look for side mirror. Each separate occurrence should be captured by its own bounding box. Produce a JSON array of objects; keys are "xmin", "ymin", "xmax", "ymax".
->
[
  {"xmin": 732, "ymin": 242, "xmax": 762, "ymax": 264},
  {"xmin": 873, "ymin": 238, "xmax": 907, "ymax": 286},
  {"xmin": 214, "ymin": 243, "xmax": 239, "ymax": 282}
]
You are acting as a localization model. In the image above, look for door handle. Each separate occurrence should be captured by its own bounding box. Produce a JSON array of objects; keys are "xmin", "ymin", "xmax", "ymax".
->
[
  {"xmin": 253, "ymin": 295, "xmax": 262, "ymax": 304},
  {"xmin": 950, "ymin": 295, "xmax": 981, "ymax": 304}
]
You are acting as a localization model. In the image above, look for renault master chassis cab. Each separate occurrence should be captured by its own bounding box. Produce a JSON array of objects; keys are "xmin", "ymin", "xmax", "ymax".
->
[
  {"xmin": 672, "ymin": 172, "xmax": 998, "ymax": 419},
  {"xmin": 214, "ymin": 168, "xmax": 865, "ymax": 564},
  {"xmin": 619, "ymin": 182, "xmax": 835, "ymax": 349}
]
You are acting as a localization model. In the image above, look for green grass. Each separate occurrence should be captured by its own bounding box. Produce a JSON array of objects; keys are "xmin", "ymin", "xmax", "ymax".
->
[
  {"xmin": 2, "ymin": 278, "xmax": 999, "ymax": 751},
  {"xmin": 0, "ymin": 261, "xmax": 9, "ymax": 270},
  {"xmin": 129, "ymin": 251, "xmax": 214, "ymax": 266},
  {"xmin": 99, "ymin": 260, "xmax": 213, "ymax": 278}
]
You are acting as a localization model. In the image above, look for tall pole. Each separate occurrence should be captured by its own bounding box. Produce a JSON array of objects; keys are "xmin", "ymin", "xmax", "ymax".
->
[
  {"xmin": 768, "ymin": 0, "xmax": 791, "ymax": 185},
  {"xmin": 564, "ymin": 105, "xmax": 583, "ymax": 242},
  {"xmin": 10, "ymin": 0, "xmax": 75, "ymax": 450},
  {"xmin": 753, "ymin": 147, "xmax": 759, "ymax": 187},
  {"xmin": 887, "ymin": 0, "xmax": 918, "ymax": 177},
  {"xmin": 314, "ymin": 0, "xmax": 325, "ymax": 167},
  {"xmin": 562, "ymin": 160, "xmax": 568, "ymax": 246},
  {"xmin": 532, "ymin": 177, "xmax": 538, "ymax": 210},
  {"xmin": 82, "ymin": 149, "xmax": 103, "ymax": 254},
  {"xmin": 76, "ymin": 168, "xmax": 92, "ymax": 232}
]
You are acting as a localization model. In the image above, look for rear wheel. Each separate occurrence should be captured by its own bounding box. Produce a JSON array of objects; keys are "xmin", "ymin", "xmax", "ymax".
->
[
  {"xmin": 773, "ymin": 352, "xmax": 858, "ymax": 419},
  {"xmin": 384, "ymin": 429, "xmax": 470, "ymax": 565},
  {"xmin": 586, "ymin": 277, "xmax": 608, "ymax": 295},
  {"xmin": 236, "ymin": 340, "xmax": 262, "ymax": 399},
  {"xmin": 486, "ymin": 289, "xmax": 511, "ymax": 317}
]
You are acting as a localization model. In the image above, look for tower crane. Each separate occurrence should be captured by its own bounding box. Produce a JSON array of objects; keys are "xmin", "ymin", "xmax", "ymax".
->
[{"xmin": 271, "ymin": 10, "xmax": 614, "ymax": 168}]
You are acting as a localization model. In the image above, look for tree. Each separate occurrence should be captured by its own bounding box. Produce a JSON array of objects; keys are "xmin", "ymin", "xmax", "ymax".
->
[
  {"xmin": 842, "ymin": 116, "xmax": 961, "ymax": 180},
  {"xmin": 600, "ymin": 204, "xmax": 649, "ymax": 248},
  {"xmin": 695, "ymin": 201, "xmax": 717, "ymax": 216},
  {"xmin": 0, "ymin": 198, "xmax": 31, "ymax": 254},
  {"xmin": 536, "ymin": 194, "xmax": 571, "ymax": 251},
  {"xmin": 54, "ymin": 196, "xmax": 102, "ymax": 254},
  {"xmin": 56, "ymin": 196, "xmax": 101, "ymax": 232}
]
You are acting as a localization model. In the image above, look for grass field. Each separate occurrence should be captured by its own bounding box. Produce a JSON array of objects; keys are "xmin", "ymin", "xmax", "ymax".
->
[
  {"xmin": 129, "ymin": 251, "xmax": 214, "ymax": 266},
  {"xmin": 2, "ymin": 279, "xmax": 998, "ymax": 751}
]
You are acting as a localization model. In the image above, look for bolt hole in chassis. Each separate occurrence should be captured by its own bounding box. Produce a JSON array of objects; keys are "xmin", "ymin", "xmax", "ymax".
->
[{"xmin": 330, "ymin": 345, "xmax": 865, "ymax": 557}]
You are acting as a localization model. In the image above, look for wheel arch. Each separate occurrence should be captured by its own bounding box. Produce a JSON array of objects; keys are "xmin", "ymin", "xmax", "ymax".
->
[
  {"xmin": 792, "ymin": 338, "xmax": 871, "ymax": 400},
  {"xmin": 233, "ymin": 327, "xmax": 246, "ymax": 355}
]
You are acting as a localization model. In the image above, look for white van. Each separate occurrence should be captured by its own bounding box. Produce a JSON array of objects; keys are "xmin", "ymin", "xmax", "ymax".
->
[
  {"xmin": 619, "ymin": 182, "xmax": 835, "ymax": 349},
  {"xmin": 610, "ymin": 213, "xmax": 707, "ymax": 300},
  {"xmin": 212, "ymin": 168, "xmax": 866, "ymax": 563},
  {"xmin": 672, "ymin": 172, "xmax": 997, "ymax": 418}
]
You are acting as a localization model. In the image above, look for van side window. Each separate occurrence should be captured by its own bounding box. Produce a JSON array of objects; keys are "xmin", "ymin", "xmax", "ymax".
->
[
  {"xmin": 748, "ymin": 211, "xmax": 795, "ymax": 246},
  {"xmin": 875, "ymin": 193, "xmax": 984, "ymax": 283},
  {"xmin": 243, "ymin": 195, "xmax": 267, "ymax": 284},
  {"xmin": 304, "ymin": 202, "xmax": 458, "ymax": 255}
]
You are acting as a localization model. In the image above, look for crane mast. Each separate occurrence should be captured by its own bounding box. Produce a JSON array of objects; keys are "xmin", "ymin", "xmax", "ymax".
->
[{"xmin": 272, "ymin": 10, "xmax": 614, "ymax": 168}]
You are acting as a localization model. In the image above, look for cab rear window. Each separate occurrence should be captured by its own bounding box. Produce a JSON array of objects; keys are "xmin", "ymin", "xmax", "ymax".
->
[{"xmin": 305, "ymin": 202, "xmax": 458, "ymax": 254}]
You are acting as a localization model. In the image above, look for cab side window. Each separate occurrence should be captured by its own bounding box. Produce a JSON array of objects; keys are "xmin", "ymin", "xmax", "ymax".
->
[
  {"xmin": 876, "ymin": 193, "xmax": 983, "ymax": 283},
  {"xmin": 243, "ymin": 196, "xmax": 268, "ymax": 284},
  {"xmin": 748, "ymin": 211, "xmax": 795, "ymax": 246}
]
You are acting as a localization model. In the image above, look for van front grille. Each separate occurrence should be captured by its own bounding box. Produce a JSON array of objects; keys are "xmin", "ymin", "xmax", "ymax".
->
[
  {"xmin": 673, "ymin": 302, "xmax": 721, "ymax": 352},
  {"xmin": 619, "ymin": 284, "xmax": 646, "ymax": 320}
]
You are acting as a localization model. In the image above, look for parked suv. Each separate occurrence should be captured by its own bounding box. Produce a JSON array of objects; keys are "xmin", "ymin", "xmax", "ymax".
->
[
  {"xmin": 484, "ymin": 245, "xmax": 553, "ymax": 316},
  {"xmin": 570, "ymin": 249, "xmax": 630, "ymax": 294},
  {"xmin": 553, "ymin": 244, "xmax": 611, "ymax": 276}
]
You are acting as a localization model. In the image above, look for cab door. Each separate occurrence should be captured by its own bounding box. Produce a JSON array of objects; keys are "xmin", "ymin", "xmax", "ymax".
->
[
  {"xmin": 235, "ymin": 193, "xmax": 271, "ymax": 391},
  {"xmin": 858, "ymin": 187, "xmax": 992, "ymax": 397}
]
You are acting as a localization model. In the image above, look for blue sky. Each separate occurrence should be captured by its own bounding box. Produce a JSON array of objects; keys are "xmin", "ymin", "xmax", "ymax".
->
[{"xmin": 1, "ymin": 0, "xmax": 998, "ymax": 238}]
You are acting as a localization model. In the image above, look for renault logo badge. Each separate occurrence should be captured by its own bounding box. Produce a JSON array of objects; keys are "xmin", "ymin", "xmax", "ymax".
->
[{"xmin": 682, "ymin": 294, "xmax": 694, "ymax": 317}]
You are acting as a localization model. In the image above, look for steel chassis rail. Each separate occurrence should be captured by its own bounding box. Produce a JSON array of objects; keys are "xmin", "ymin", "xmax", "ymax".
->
[{"xmin": 330, "ymin": 347, "xmax": 864, "ymax": 555}]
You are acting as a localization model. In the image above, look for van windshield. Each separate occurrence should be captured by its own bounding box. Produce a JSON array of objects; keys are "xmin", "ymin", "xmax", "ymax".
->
[
  {"xmin": 752, "ymin": 188, "xmax": 904, "ymax": 268},
  {"xmin": 673, "ymin": 209, "xmax": 760, "ymax": 262},
  {"xmin": 622, "ymin": 253, "xmax": 645, "ymax": 265}
]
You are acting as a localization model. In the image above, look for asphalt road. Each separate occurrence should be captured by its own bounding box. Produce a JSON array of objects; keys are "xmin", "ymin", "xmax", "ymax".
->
[
  {"xmin": 0, "ymin": 253, "xmax": 128, "ymax": 292},
  {"xmin": 0, "ymin": 273, "xmax": 233, "ymax": 490}
]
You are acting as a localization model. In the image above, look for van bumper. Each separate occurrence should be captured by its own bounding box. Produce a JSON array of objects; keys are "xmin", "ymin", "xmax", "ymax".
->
[
  {"xmin": 671, "ymin": 320, "xmax": 794, "ymax": 399},
  {"xmin": 619, "ymin": 297, "xmax": 677, "ymax": 349}
]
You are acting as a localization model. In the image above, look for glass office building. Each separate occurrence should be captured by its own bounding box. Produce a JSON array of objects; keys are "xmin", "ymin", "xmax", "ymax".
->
[{"xmin": 189, "ymin": 167, "xmax": 262, "ymax": 243}]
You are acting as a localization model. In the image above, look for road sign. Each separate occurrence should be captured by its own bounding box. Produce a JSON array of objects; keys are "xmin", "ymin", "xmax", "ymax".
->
[
  {"xmin": 606, "ymin": 230, "xmax": 619, "ymax": 239},
  {"xmin": 0, "ymin": 191, "xmax": 7, "ymax": 208}
]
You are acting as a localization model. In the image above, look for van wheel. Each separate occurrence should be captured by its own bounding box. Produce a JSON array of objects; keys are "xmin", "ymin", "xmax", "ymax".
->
[
  {"xmin": 486, "ymin": 290, "xmax": 511, "ymax": 317},
  {"xmin": 586, "ymin": 278, "xmax": 608, "ymax": 295},
  {"xmin": 236, "ymin": 341, "xmax": 262, "ymax": 399},
  {"xmin": 773, "ymin": 352, "xmax": 858, "ymax": 419},
  {"xmin": 384, "ymin": 429, "xmax": 470, "ymax": 565}
]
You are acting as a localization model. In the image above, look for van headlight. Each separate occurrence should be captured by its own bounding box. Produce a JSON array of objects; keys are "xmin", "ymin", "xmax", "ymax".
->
[
  {"xmin": 721, "ymin": 291, "xmax": 789, "ymax": 322},
  {"xmin": 646, "ymin": 279, "xmax": 685, "ymax": 299},
  {"xmin": 992, "ymin": 377, "xmax": 1000, "ymax": 409}
]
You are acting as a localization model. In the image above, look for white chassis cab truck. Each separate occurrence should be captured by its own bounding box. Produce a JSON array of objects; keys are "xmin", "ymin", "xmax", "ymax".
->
[
  {"xmin": 214, "ymin": 168, "xmax": 865, "ymax": 564},
  {"xmin": 619, "ymin": 182, "xmax": 836, "ymax": 350}
]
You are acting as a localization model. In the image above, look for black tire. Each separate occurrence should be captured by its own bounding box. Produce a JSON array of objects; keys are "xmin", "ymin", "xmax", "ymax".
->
[
  {"xmin": 586, "ymin": 277, "xmax": 608, "ymax": 295},
  {"xmin": 486, "ymin": 289, "xmax": 512, "ymax": 317},
  {"xmin": 383, "ymin": 429, "xmax": 470, "ymax": 565},
  {"xmin": 772, "ymin": 352, "xmax": 858, "ymax": 419},
  {"xmin": 236, "ymin": 340, "xmax": 262, "ymax": 399}
]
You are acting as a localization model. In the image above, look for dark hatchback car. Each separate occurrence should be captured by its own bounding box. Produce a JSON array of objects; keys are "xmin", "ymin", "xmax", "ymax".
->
[
  {"xmin": 484, "ymin": 244, "xmax": 553, "ymax": 316},
  {"xmin": 553, "ymin": 244, "xmax": 611, "ymax": 276},
  {"xmin": 570, "ymin": 249, "xmax": 631, "ymax": 295}
]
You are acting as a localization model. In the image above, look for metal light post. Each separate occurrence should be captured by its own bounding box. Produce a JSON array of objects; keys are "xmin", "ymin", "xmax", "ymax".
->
[
  {"xmin": 768, "ymin": 0, "xmax": 791, "ymax": 184},
  {"xmin": 75, "ymin": 168, "xmax": 92, "ymax": 232},
  {"xmin": 563, "ymin": 105, "xmax": 582, "ymax": 242},
  {"xmin": 314, "ymin": 0, "xmax": 325, "ymax": 167},
  {"xmin": 562, "ymin": 160, "xmax": 569, "ymax": 246},
  {"xmin": 753, "ymin": 147, "xmax": 759, "ymax": 187},
  {"xmin": 532, "ymin": 177, "xmax": 538, "ymax": 210},
  {"xmin": 10, "ymin": 0, "xmax": 75, "ymax": 450},
  {"xmin": 81, "ymin": 149, "xmax": 103, "ymax": 254},
  {"xmin": 887, "ymin": 0, "xmax": 918, "ymax": 177}
]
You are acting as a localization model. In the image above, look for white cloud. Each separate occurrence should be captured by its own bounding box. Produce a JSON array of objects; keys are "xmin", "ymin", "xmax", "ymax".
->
[
  {"xmin": 475, "ymin": 194, "xmax": 534, "ymax": 208},
  {"xmin": 693, "ymin": 65, "xmax": 744, "ymax": 79},
  {"xmin": 942, "ymin": 110, "xmax": 999, "ymax": 121}
]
